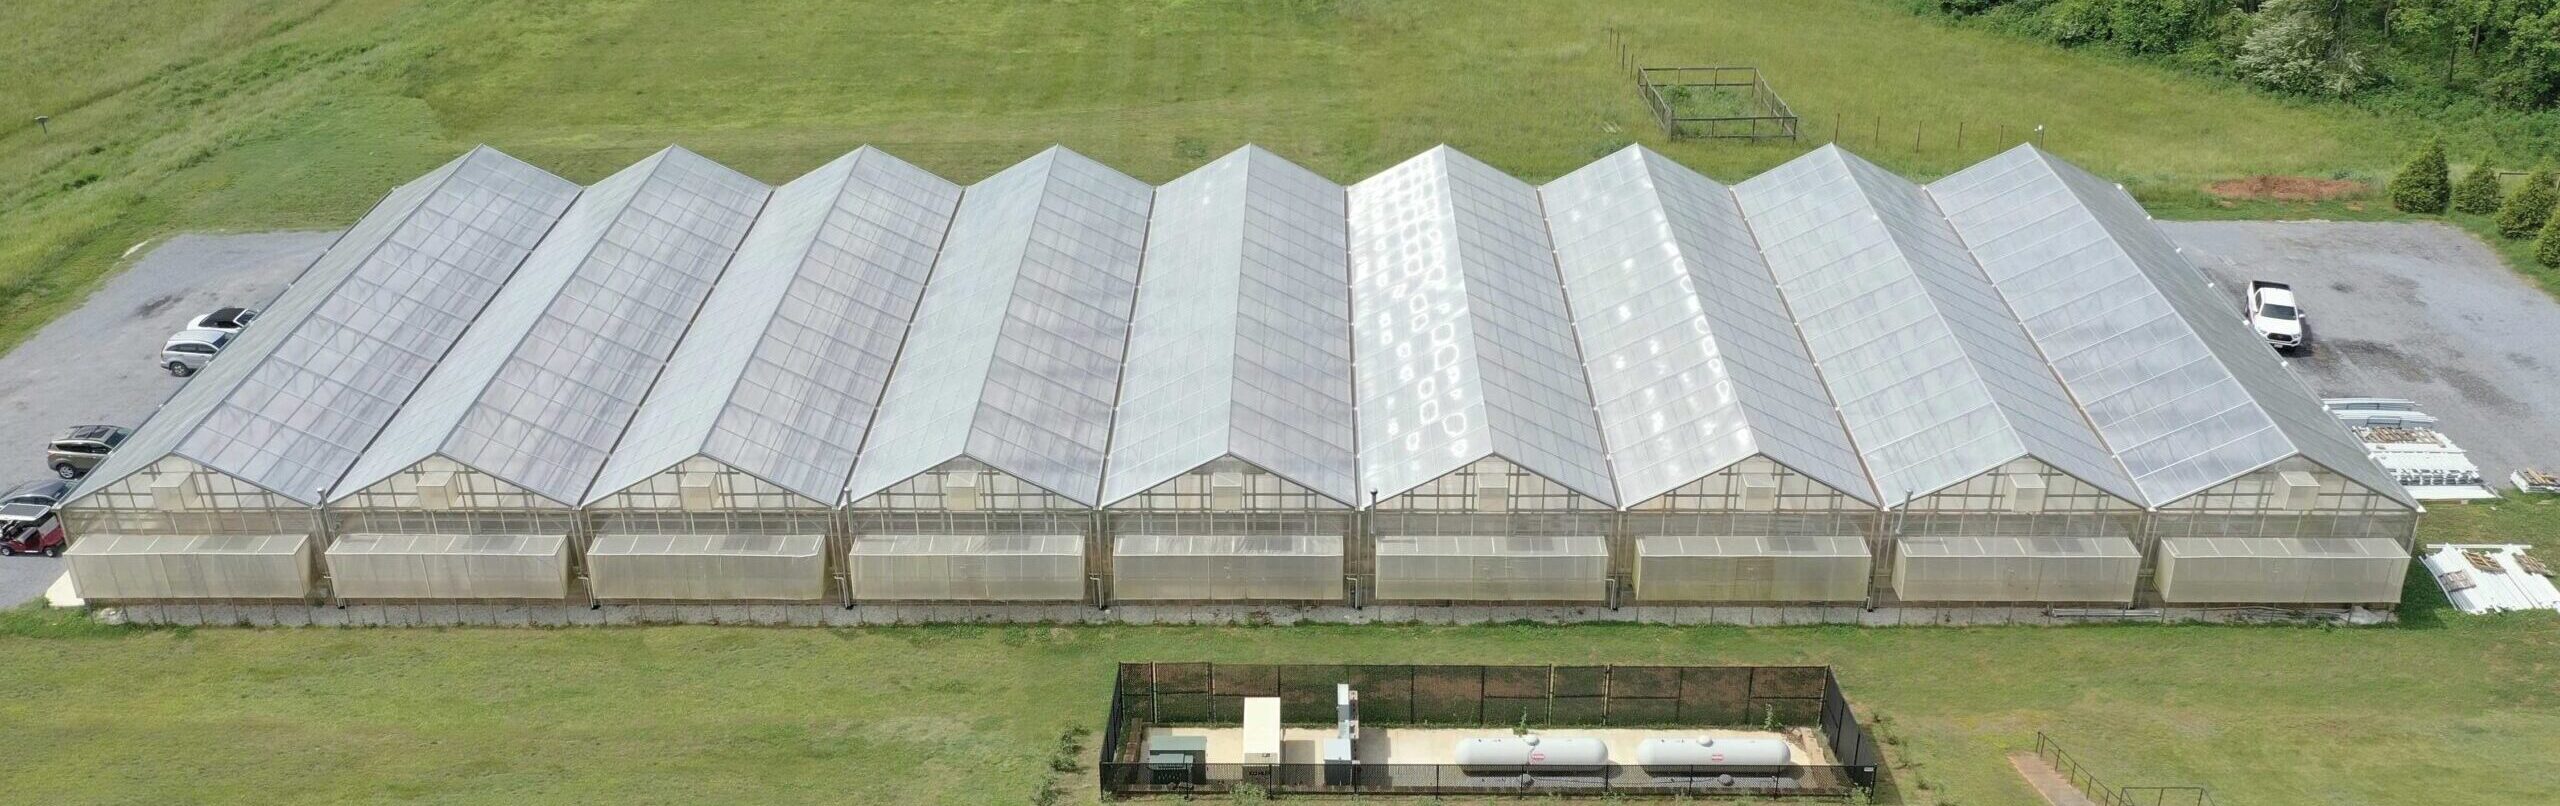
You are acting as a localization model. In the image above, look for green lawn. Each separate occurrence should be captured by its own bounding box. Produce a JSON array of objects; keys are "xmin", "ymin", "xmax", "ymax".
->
[
  {"xmin": 0, "ymin": 0, "xmax": 2443, "ymax": 353},
  {"xmin": 6, "ymin": 2, "xmax": 2557, "ymax": 804}
]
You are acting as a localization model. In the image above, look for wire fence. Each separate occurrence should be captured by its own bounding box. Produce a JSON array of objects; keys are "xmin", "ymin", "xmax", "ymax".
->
[
  {"xmin": 2034, "ymin": 731, "xmax": 2216, "ymax": 806},
  {"xmin": 1099, "ymin": 662, "xmax": 1881, "ymax": 798}
]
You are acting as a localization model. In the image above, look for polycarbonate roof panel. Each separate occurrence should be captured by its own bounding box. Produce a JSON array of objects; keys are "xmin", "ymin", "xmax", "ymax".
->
[
  {"xmin": 72, "ymin": 148, "xmax": 579, "ymax": 505},
  {"xmin": 1931, "ymin": 147, "xmax": 2410, "ymax": 508},
  {"xmin": 336, "ymin": 147, "xmax": 769, "ymax": 505},
  {"xmin": 845, "ymin": 148, "xmax": 1150, "ymax": 506},
  {"xmin": 1733, "ymin": 146, "xmax": 2137, "ymax": 503},
  {"xmin": 1544, "ymin": 146, "xmax": 1874, "ymax": 506},
  {"xmin": 589, "ymin": 148, "xmax": 960, "ymax": 504},
  {"xmin": 1103, "ymin": 146, "xmax": 1357, "ymax": 506},
  {"xmin": 1347, "ymin": 147, "xmax": 1616, "ymax": 505}
]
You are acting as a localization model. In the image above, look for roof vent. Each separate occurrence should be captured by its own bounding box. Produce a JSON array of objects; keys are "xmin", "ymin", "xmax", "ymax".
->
[
  {"xmin": 2001, "ymin": 474, "xmax": 2047, "ymax": 514},
  {"xmin": 1209, "ymin": 471, "xmax": 1246, "ymax": 511},
  {"xmin": 1739, "ymin": 474, "xmax": 1780, "ymax": 512},
  {"xmin": 943, "ymin": 472, "xmax": 981, "ymax": 512},
  {"xmin": 1475, "ymin": 471, "xmax": 1511, "ymax": 513},
  {"xmin": 2273, "ymin": 471, "xmax": 2321, "ymax": 511},
  {"xmin": 678, "ymin": 472, "xmax": 719, "ymax": 512},
  {"xmin": 414, "ymin": 471, "xmax": 454, "ymax": 511},
  {"xmin": 149, "ymin": 474, "xmax": 198, "ymax": 512}
]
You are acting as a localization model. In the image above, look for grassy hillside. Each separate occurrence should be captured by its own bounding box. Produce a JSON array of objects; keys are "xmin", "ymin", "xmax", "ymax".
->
[{"xmin": 0, "ymin": 0, "xmax": 2437, "ymax": 352}]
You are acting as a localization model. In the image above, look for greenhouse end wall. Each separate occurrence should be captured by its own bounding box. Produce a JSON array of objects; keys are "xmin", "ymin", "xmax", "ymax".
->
[
  {"xmin": 1373, "ymin": 534, "xmax": 1611, "ymax": 602},
  {"xmin": 65, "ymin": 533, "xmax": 314, "ymax": 601},
  {"xmin": 2155, "ymin": 536, "xmax": 2407, "ymax": 605},
  {"xmin": 1634, "ymin": 535, "xmax": 1872, "ymax": 603},
  {"xmin": 325, "ymin": 533, "xmax": 570, "ymax": 601},
  {"xmin": 586, "ymin": 534, "xmax": 827, "ymax": 602},
  {"xmin": 1110, "ymin": 534, "xmax": 1345, "ymax": 601},
  {"xmin": 1890, "ymin": 536, "xmax": 2141, "ymax": 603},
  {"xmin": 849, "ymin": 534, "xmax": 1087, "ymax": 602}
]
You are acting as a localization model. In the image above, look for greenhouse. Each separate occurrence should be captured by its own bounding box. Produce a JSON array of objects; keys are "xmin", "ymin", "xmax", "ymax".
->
[{"xmin": 60, "ymin": 141, "xmax": 2422, "ymax": 616}]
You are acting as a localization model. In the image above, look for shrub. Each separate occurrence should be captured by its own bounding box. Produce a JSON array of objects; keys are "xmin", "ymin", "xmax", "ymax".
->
[
  {"xmin": 2452, "ymin": 158, "xmax": 2504, "ymax": 215},
  {"xmin": 2495, "ymin": 162, "xmax": 2557, "ymax": 239},
  {"xmin": 2388, "ymin": 140, "xmax": 2449, "ymax": 214},
  {"xmin": 2538, "ymin": 207, "xmax": 2560, "ymax": 269}
]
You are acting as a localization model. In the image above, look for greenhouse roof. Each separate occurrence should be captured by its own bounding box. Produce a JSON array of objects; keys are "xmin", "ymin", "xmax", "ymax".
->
[
  {"xmin": 1931, "ymin": 146, "xmax": 2413, "ymax": 507},
  {"xmin": 1347, "ymin": 147, "xmax": 1618, "ymax": 506},
  {"xmin": 69, "ymin": 147, "xmax": 579, "ymax": 506},
  {"xmin": 1734, "ymin": 146, "xmax": 2141, "ymax": 505},
  {"xmin": 335, "ymin": 146, "xmax": 769, "ymax": 506},
  {"xmin": 1102, "ymin": 146, "xmax": 1359, "ymax": 507},
  {"xmin": 588, "ymin": 148, "xmax": 960, "ymax": 505},
  {"xmin": 1545, "ymin": 146, "xmax": 1875, "ymax": 507},
  {"xmin": 76, "ymin": 142, "xmax": 2413, "ymax": 517},
  {"xmin": 843, "ymin": 147, "xmax": 1151, "ymax": 507}
]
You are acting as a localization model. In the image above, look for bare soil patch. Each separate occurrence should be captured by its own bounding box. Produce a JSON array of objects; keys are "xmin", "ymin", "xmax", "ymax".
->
[{"xmin": 2205, "ymin": 175, "xmax": 2367, "ymax": 202}]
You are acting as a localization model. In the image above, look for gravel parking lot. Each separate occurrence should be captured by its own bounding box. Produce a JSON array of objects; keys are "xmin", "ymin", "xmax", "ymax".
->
[
  {"xmin": 2166, "ymin": 220, "xmax": 2560, "ymax": 489},
  {"xmin": 0, "ymin": 231, "xmax": 332, "ymax": 605}
]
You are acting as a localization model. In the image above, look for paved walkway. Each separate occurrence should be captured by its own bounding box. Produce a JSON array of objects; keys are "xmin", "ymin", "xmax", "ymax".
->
[{"xmin": 2008, "ymin": 750, "xmax": 2102, "ymax": 806}]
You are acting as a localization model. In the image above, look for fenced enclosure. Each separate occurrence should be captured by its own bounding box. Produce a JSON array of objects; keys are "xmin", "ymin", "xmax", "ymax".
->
[
  {"xmin": 2034, "ymin": 731, "xmax": 2216, "ymax": 806},
  {"xmin": 1099, "ymin": 662, "xmax": 1881, "ymax": 798},
  {"xmin": 1638, "ymin": 66, "xmax": 1800, "ymax": 141}
]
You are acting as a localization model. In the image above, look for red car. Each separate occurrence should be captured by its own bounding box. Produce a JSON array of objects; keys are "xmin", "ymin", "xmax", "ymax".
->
[{"xmin": 0, "ymin": 503, "xmax": 64, "ymax": 557}]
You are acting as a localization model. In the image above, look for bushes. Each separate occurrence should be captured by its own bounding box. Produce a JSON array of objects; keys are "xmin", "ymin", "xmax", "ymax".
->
[
  {"xmin": 2390, "ymin": 140, "xmax": 2451, "ymax": 214},
  {"xmin": 2539, "ymin": 207, "xmax": 2560, "ymax": 268},
  {"xmin": 2496, "ymin": 163, "xmax": 2558, "ymax": 239},
  {"xmin": 2454, "ymin": 158, "xmax": 2505, "ymax": 215}
]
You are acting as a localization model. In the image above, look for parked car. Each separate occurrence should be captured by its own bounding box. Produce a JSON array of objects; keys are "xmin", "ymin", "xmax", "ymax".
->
[
  {"xmin": 0, "ymin": 503, "xmax": 65, "ymax": 557},
  {"xmin": 162, "ymin": 327, "xmax": 234, "ymax": 376},
  {"xmin": 46, "ymin": 424, "xmax": 128, "ymax": 479},
  {"xmin": 0, "ymin": 479, "xmax": 70, "ymax": 508},
  {"xmin": 2245, "ymin": 280, "xmax": 2306, "ymax": 351},
  {"xmin": 187, "ymin": 306, "xmax": 258, "ymax": 334}
]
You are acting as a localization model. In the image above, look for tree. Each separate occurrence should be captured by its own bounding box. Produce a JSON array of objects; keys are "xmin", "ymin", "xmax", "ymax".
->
[
  {"xmin": 2452, "ymin": 157, "xmax": 2504, "ymax": 214},
  {"xmin": 2235, "ymin": 0, "xmax": 2372, "ymax": 98},
  {"xmin": 2389, "ymin": 140, "xmax": 2451, "ymax": 213},
  {"xmin": 2540, "ymin": 206, "xmax": 2560, "ymax": 267},
  {"xmin": 2495, "ymin": 162, "xmax": 2558, "ymax": 238}
]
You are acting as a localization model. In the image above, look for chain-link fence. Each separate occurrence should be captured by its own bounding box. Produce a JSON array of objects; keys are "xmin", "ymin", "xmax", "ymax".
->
[{"xmin": 1100, "ymin": 662, "xmax": 1880, "ymax": 798}]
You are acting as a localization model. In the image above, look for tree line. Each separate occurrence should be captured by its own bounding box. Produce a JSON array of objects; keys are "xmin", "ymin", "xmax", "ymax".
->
[{"xmin": 1923, "ymin": 0, "xmax": 2560, "ymax": 112}]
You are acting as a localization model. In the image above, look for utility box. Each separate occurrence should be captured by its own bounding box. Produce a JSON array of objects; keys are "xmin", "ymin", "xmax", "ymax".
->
[
  {"xmin": 1242, "ymin": 697, "xmax": 1283, "ymax": 766},
  {"xmin": 1145, "ymin": 734, "xmax": 1207, "ymax": 785}
]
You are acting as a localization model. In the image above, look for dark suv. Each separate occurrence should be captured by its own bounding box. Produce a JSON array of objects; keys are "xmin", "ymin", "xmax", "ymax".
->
[{"xmin": 46, "ymin": 424, "xmax": 129, "ymax": 479}]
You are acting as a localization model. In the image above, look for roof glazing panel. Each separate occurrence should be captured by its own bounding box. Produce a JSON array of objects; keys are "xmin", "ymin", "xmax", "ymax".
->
[
  {"xmin": 845, "ymin": 148, "xmax": 1151, "ymax": 506},
  {"xmin": 1544, "ymin": 146, "xmax": 1874, "ymax": 506},
  {"xmin": 1932, "ymin": 146, "xmax": 2409, "ymax": 507},
  {"xmin": 1103, "ymin": 146, "xmax": 1357, "ymax": 506},
  {"xmin": 1734, "ymin": 146, "xmax": 2137, "ymax": 503},
  {"xmin": 74, "ymin": 148, "xmax": 579, "ymax": 505},
  {"xmin": 590, "ymin": 148, "xmax": 960, "ymax": 504},
  {"xmin": 1347, "ymin": 147, "xmax": 1616, "ymax": 505},
  {"xmin": 336, "ymin": 147, "xmax": 769, "ymax": 505}
]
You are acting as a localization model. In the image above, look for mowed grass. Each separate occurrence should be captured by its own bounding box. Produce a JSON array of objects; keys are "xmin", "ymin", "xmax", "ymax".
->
[
  {"xmin": 0, "ymin": 0, "xmax": 2422, "ymax": 354},
  {"xmin": 4, "ymin": 3, "xmax": 2551, "ymax": 804},
  {"xmin": 0, "ymin": 504, "xmax": 2554, "ymax": 806}
]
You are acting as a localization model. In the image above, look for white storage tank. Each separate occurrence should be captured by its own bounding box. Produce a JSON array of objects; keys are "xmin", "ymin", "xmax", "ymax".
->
[
  {"xmin": 1452, "ymin": 735, "xmax": 1608, "ymax": 770},
  {"xmin": 1635, "ymin": 736, "xmax": 1793, "ymax": 772}
]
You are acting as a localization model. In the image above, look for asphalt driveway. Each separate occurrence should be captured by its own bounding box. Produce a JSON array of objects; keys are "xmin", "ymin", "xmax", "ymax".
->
[
  {"xmin": 0, "ymin": 231, "xmax": 332, "ymax": 605},
  {"xmin": 2165, "ymin": 220, "xmax": 2560, "ymax": 489}
]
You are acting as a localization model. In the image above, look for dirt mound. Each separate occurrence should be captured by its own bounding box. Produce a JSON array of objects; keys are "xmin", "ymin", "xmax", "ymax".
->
[{"xmin": 2206, "ymin": 175, "xmax": 2368, "ymax": 202}]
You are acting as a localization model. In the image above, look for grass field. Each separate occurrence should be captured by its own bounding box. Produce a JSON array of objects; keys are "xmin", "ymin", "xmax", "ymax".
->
[
  {"xmin": 0, "ymin": 0, "xmax": 2446, "ymax": 354},
  {"xmin": 7, "ymin": 2, "xmax": 2558, "ymax": 804},
  {"xmin": 0, "ymin": 500, "xmax": 2554, "ymax": 806}
]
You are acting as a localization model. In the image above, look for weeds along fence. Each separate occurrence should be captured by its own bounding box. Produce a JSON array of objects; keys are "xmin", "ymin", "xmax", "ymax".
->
[
  {"xmin": 1098, "ymin": 662, "xmax": 1882, "ymax": 798},
  {"xmin": 2034, "ymin": 731, "xmax": 2216, "ymax": 806}
]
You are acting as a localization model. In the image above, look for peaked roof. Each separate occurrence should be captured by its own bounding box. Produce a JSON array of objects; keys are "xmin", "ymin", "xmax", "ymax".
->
[
  {"xmin": 1102, "ymin": 146, "xmax": 1359, "ymax": 507},
  {"xmin": 843, "ymin": 147, "xmax": 1152, "ymax": 507},
  {"xmin": 1346, "ymin": 146, "xmax": 1618, "ymax": 506},
  {"xmin": 334, "ymin": 146, "xmax": 770, "ymax": 506},
  {"xmin": 587, "ymin": 147, "xmax": 961, "ymax": 505},
  {"xmin": 1734, "ymin": 146, "xmax": 2141, "ymax": 504},
  {"xmin": 69, "ymin": 147, "xmax": 579, "ymax": 506},
  {"xmin": 1545, "ymin": 146, "xmax": 1877, "ymax": 507},
  {"xmin": 1932, "ymin": 146, "xmax": 2413, "ymax": 508}
]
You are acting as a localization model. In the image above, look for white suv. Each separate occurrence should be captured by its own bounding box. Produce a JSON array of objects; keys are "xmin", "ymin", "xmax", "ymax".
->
[{"xmin": 162, "ymin": 328, "xmax": 234, "ymax": 377}]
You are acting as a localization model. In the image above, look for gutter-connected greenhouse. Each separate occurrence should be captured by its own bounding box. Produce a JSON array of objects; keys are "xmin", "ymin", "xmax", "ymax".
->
[{"xmin": 62, "ymin": 141, "xmax": 2419, "ymax": 615}]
